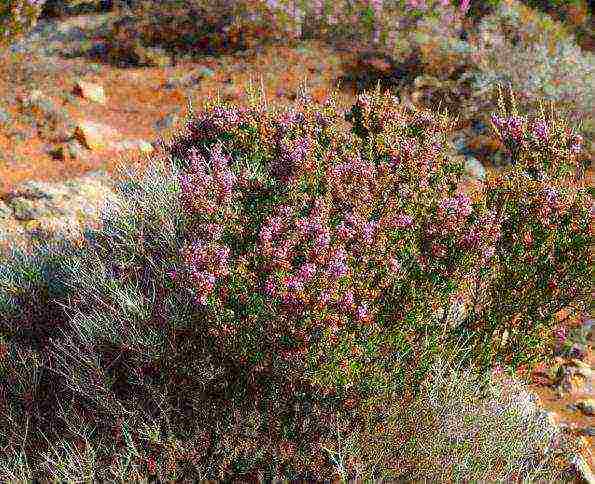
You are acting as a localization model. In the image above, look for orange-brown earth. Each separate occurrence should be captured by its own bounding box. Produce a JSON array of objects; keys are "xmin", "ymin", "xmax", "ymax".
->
[{"xmin": 0, "ymin": 10, "xmax": 592, "ymax": 473}]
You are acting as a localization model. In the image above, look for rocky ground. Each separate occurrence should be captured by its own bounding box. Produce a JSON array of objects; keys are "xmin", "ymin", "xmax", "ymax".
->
[{"xmin": 0, "ymin": 6, "xmax": 593, "ymax": 478}]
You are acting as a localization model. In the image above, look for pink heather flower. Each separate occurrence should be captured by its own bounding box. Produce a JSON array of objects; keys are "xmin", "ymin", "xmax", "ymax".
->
[
  {"xmin": 459, "ymin": 0, "xmax": 471, "ymax": 14},
  {"xmin": 482, "ymin": 246, "xmax": 496, "ymax": 260},
  {"xmin": 345, "ymin": 213, "xmax": 358, "ymax": 227},
  {"xmin": 299, "ymin": 263, "xmax": 317, "ymax": 280},
  {"xmin": 368, "ymin": 0, "xmax": 383, "ymax": 15},
  {"xmin": 315, "ymin": 230, "xmax": 331, "ymax": 250},
  {"xmin": 286, "ymin": 276, "xmax": 304, "ymax": 292},
  {"xmin": 506, "ymin": 116, "xmax": 525, "ymax": 140},
  {"xmin": 531, "ymin": 121, "xmax": 549, "ymax": 143},
  {"xmin": 394, "ymin": 213, "xmax": 413, "ymax": 229},
  {"xmin": 553, "ymin": 326, "xmax": 567, "ymax": 343},
  {"xmin": 543, "ymin": 187, "xmax": 558, "ymax": 207},
  {"xmin": 312, "ymin": 0, "xmax": 325, "ymax": 16},
  {"xmin": 260, "ymin": 226, "xmax": 273, "ymax": 244},
  {"xmin": 492, "ymin": 364, "xmax": 504, "ymax": 376},
  {"xmin": 399, "ymin": 138, "xmax": 417, "ymax": 161},
  {"xmin": 431, "ymin": 242, "xmax": 447, "ymax": 258},
  {"xmin": 319, "ymin": 289, "xmax": 333, "ymax": 305},
  {"xmin": 343, "ymin": 291, "xmax": 354, "ymax": 306},
  {"xmin": 273, "ymin": 245, "xmax": 290, "ymax": 262},
  {"xmin": 461, "ymin": 229, "xmax": 481, "ymax": 249},
  {"xmin": 363, "ymin": 220, "xmax": 378, "ymax": 244},
  {"xmin": 328, "ymin": 260, "xmax": 348, "ymax": 279},
  {"xmin": 199, "ymin": 222, "xmax": 224, "ymax": 241},
  {"xmin": 357, "ymin": 93, "xmax": 372, "ymax": 110},
  {"xmin": 270, "ymin": 216, "xmax": 282, "ymax": 234},
  {"xmin": 356, "ymin": 304, "xmax": 369, "ymax": 321},
  {"xmin": 439, "ymin": 193, "xmax": 472, "ymax": 221},
  {"xmin": 337, "ymin": 222, "xmax": 355, "ymax": 240},
  {"xmin": 264, "ymin": 276, "xmax": 277, "ymax": 296},
  {"xmin": 490, "ymin": 113, "xmax": 506, "ymax": 131}
]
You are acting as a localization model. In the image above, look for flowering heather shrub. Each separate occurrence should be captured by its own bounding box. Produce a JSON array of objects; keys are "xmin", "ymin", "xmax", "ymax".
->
[
  {"xmin": 455, "ymin": 84, "xmax": 593, "ymax": 370},
  {"xmin": 0, "ymin": 84, "xmax": 591, "ymax": 479},
  {"xmin": 107, "ymin": 0, "xmax": 471, "ymax": 62},
  {"xmin": 0, "ymin": 0, "xmax": 46, "ymax": 46}
]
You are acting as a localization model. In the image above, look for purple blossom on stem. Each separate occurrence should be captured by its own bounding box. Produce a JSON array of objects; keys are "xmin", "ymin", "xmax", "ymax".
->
[
  {"xmin": 299, "ymin": 262, "xmax": 317, "ymax": 281},
  {"xmin": 506, "ymin": 116, "xmax": 525, "ymax": 140},
  {"xmin": 337, "ymin": 222, "xmax": 355, "ymax": 240},
  {"xmin": 343, "ymin": 290, "xmax": 354, "ymax": 307},
  {"xmin": 264, "ymin": 276, "xmax": 277, "ymax": 297},
  {"xmin": 286, "ymin": 276, "xmax": 304, "ymax": 292},
  {"xmin": 363, "ymin": 220, "xmax": 378, "ymax": 244},
  {"xmin": 459, "ymin": 0, "xmax": 471, "ymax": 15},
  {"xmin": 553, "ymin": 326, "xmax": 567, "ymax": 343},
  {"xmin": 356, "ymin": 303, "xmax": 369, "ymax": 322},
  {"xmin": 531, "ymin": 121, "xmax": 549, "ymax": 143},
  {"xmin": 394, "ymin": 213, "xmax": 413, "ymax": 229}
]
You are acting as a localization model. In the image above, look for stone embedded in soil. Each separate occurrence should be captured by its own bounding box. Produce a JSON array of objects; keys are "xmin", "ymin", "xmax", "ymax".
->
[
  {"xmin": 112, "ymin": 139, "xmax": 154, "ymax": 154},
  {"xmin": 163, "ymin": 66, "xmax": 215, "ymax": 89},
  {"xmin": 154, "ymin": 109, "xmax": 180, "ymax": 132},
  {"xmin": 577, "ymin": 399, "xmax": 595, "ymax": 416},
  {"xmin": 0, "ymin": 170, "xmax": 125, "ymax": 252},
  {"xmin": 74, "ymin": 79, "xmax": 107, "ymax": 104},
  {"xmin": 75, "ymin": 119, "xmax": 121, "ymax": 150},
  {"xmin": 465, "ymin": 156, "xmax": 486, "ymax": 181},
  {"xmin": 19, "ymin": 89, "xmax": 76, "ymax": 143},
  {"xmin": 0, "ymin": 200, "xmax": 12, "ymax": 219}
]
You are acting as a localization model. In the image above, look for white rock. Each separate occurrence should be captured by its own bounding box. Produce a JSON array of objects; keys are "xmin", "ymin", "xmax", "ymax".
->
[
  {"xmin": 75, "ymin": 79, "xmax": 107, "ymax": 104},
  {"xmin": 75, "ymin": 120, "xmax": 121, "ymax": 151}
]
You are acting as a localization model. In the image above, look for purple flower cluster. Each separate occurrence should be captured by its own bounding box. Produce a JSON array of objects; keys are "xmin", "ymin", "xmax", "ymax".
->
[
  {"xmin": 180, "ymin": 239, "xmax": 231, "ymax": 306},
  {"xmin": 180, "ymin": 143, "xmax": 236, "ymax": 215},
  {"xmin": 437, "ymin": 193, "xmax": 473, "ymax": 233}
]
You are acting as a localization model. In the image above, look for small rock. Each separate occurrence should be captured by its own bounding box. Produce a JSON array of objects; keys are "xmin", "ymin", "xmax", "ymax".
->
[
  {"xmin": 154, "ymin": 109, "xmax": 180, "ymax": 132},
  {"xmin": 413, "ymin": 74, "xmax": 442, "ymax": 89},
  {"xmin": 464, "ymin": 156, "xmax": 486, "ymax": 181},
  {"xmin": 112, "ymin": 139, "xmax": 154, "ymax": 154},
  {"xmin": 197, "ymin": 65, "xmax": 215, "ymax": 78},
  {"xmin": 582, "ymin": 427, "xmax": 595, "ymax": 437},
  {"xmin": 75, "ymin": 120, "xmax": 121, "ymax": 151},
  {"xmin": 134, "ymin": 45, "xmax": 172, "ymax": 68},
  {"xmin": 164, "ymin": 65, "xmax": 215, "ymax": 89},
  {"xmin": 577, "ymin": 399, "xmax": 595, "ymax": 416},
  {"xmin": 467, "ymin": 134, "xmax": 503, "ymax": 157},
  {"xmin": 569, "ymin": 359, "xmax": 593, "ymax": 379},
  {"xmin": 66, "ymin": 139, "xmax": 89, "ymax": 160},
  {"xmin": 19, "ymin": 90, "xmax": 76, "ymax": 143},
  {"xmin": 74, "ymin": 79, "xmax": 107, "ymax": 104},
  {"xmin": 0, "ymin": 107, "xmax": 11, "ymax": 125},
  {"xmin": 0, "ymin": 200, "xmax": 12, "ymax": 219}
]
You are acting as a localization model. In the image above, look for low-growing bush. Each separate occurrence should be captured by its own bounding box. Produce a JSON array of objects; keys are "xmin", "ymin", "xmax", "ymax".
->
[
  {"xmin": 0, "ymin": 0, "xmax": 46, "ymax": 46},
  {"xmin": 0, "ymin": 82, "xmax": 591, "ymax": 479}
]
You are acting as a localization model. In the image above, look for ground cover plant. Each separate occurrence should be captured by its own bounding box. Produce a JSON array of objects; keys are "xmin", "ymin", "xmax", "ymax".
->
[
  {"xmin": 0, "ymin": 0, "xmax": 47, "ymax": 44},
  {"xmin": 0, "ymin": 78, "xmax": 591, "ymax": 480}
]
